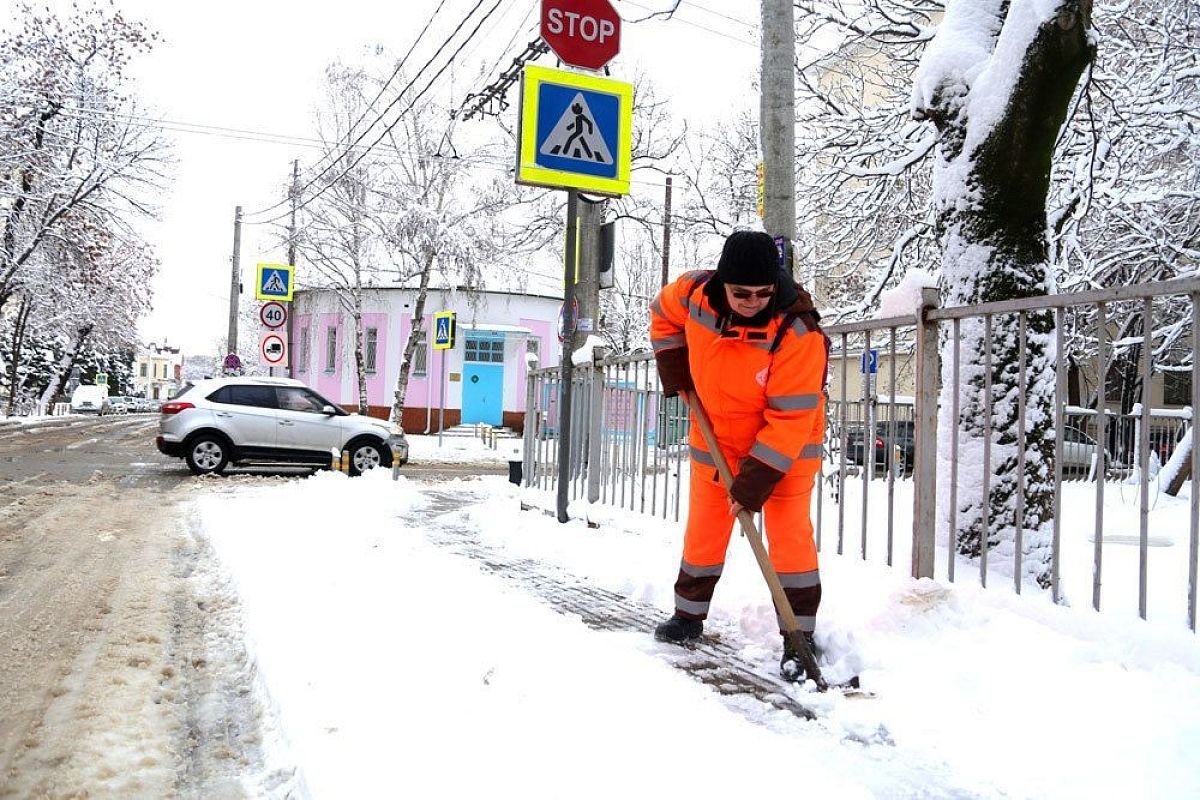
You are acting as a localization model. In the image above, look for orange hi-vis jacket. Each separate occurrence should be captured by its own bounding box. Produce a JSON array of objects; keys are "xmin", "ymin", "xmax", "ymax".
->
[{"xmin": 650, "ymin": 270, "xmax": 829, "ymax": 510}]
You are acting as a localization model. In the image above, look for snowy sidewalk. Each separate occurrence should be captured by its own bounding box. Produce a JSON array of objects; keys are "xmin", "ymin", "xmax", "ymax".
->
[{"xmin": 193, "ymin": 471, "xmax": 1200, "ymax": 799}]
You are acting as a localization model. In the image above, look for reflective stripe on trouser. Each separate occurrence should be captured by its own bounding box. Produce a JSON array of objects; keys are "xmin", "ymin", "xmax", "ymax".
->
[{"xmin": 674, "ymin": 453, "xmax": 821, "ymax": 625}]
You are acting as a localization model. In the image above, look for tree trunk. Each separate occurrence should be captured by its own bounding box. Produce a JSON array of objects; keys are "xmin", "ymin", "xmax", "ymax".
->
[
  {"xmin": 352, "ymin": 299, "xmax": 369, "ymax": 416},
  {"xmin": 38, "ymin": 323, "xmax": 93, "ymax": 414},
  {"xmin": 5, "ymin": 298, "xmax": 31, "ymax": 416},
  {"xmin": 926, "ymin": 1, "xmax": 1094, "ymax": 589},
  {"xmin": 391, "ymin": 252, "xmax": 436, "ymax": 430}
]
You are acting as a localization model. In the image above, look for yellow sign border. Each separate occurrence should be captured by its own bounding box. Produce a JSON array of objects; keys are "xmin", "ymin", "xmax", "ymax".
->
[
  {"xmin": 432, "ymin": 311, "xmax": 456, "ymax": 351},
  {"xmin": 255, "ymin": 263, "xmax": 295, "ymax": 302},
  {"xmin": 516, "ymin": 65, "xmax": 633, "ymax": 197}
]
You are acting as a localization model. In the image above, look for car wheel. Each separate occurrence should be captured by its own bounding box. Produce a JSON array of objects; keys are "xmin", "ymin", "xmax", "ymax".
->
[
  {"xmin": 347, "ymin": 438, "xmax": 391, "ymax": 477},
  {"xmin": 186, "ymin": 434, "xmax": 230, "ymax": 476}
]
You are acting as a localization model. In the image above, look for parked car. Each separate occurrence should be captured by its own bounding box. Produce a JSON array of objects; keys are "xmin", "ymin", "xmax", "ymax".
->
[
  {"xmin": 107, "ymin": 395, "xmax": 132, "ymax": 415},
  {"xmin": 845, "ymin": 420, "xmax": 915, "ymax": 475},
  {"xmin": 1060, "ymin": 425, "xmax": 1110, "ymax": 476},
  {"xmin": 155, "ymin": 376, "xmax": 409, "ymax": 476},
  {"xmin": 70, "ymin": 384, "xmax": 111, "ymax": 415}
]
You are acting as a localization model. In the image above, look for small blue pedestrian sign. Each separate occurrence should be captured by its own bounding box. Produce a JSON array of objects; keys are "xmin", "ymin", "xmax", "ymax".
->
[
  {"xmin": 255, "ymin": 263, "xmax": 294, "ymax": 302},
  {"xmin": 861, "ymin": 348, "xmax": 879, "ymax": 375},
  {"xmin": 433, "ymin": 311, "xmax": 456, "ymax": 351}
]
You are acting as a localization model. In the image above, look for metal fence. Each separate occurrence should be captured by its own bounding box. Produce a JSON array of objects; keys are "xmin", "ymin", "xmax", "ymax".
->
[{"xmin": 524, "ymin": 277, "xmax": 1199, "ymax": 630}]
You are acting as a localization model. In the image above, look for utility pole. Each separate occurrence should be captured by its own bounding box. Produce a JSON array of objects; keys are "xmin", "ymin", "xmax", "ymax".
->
[
  {"xmin": 760, "ymin": 0, "xmax": 797, "ymax": 276},
  {"xmin": 227, "ymin": 205, "xmax": 242, "ymax": 356},
  {"xmin": 573, "ymin": 198, "xmax": 603, "ymax": 350},
  {"xmin": 286, "ymin": 160, "xmax": 299, "ymax": 377},
  {"xmin": 287, "ymin": 159, "xmax": 299, "ymax": 267},
  {"xmin": 556, "ymin": 190, "xmax": 580, "ymax": 523},
  {"xmin": 660, "ymin": 176, "xmax": 673, "ymax": 287}
]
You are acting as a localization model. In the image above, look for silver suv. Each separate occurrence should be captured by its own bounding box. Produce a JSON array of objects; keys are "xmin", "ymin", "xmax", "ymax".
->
[{"xmin": 155, "ymin": 376, "xmax": 409, "ymax": 476}]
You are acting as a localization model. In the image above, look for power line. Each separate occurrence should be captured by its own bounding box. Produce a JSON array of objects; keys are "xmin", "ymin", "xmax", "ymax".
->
[
  {"xmin": 244, "ymin": 0, "xmax": 498, "ymax": 221},
  {"xmin": 334, "ymin": 0, "xmax": 454, "ymax": 165},
  {"xmin": 247, "ymin": 0, "xmax": 508, "ymax": 227},
  {"xmin": 613, "ymin": 0, "xmax": 758, "ymax": 48}
]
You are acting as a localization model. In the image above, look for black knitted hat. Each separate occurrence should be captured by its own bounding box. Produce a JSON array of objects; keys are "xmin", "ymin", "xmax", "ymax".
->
[{"xmin": 716, "ymin": 231, "xmax": 780, "ymax": 286}]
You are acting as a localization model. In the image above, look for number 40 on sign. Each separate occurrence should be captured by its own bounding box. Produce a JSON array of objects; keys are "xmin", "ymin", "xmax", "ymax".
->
[{"xmin": 260, "ymin": 301, "xmax": 288, "ymax": 329}]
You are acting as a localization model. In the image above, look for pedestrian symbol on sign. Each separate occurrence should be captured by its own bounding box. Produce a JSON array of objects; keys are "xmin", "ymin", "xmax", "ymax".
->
[
  {"xmin": 263, "ymin": 271, "xmax": 287, "ymax": 294},
  {"xmin": 255, "ymin": 263, "xmax": 295, "ymax": 301},
  {"xmin": 540, "ymin": 93, "xmax": 613, "ymax": 165},
  {"xmin": 433, "ymin": 311, "xmax": 456, "ymax": 351}
]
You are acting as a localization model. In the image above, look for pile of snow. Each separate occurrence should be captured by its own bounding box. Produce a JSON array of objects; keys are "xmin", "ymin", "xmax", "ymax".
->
[
  {"xmin": 194, "ymin": 467, "xmax": 1200, "ymax": 798},
  {"xmin": 876, "ymin": 269, "xmax": 938, "ymax": 318}
]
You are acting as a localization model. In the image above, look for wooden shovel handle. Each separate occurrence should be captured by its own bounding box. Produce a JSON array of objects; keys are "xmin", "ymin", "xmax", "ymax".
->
[{"xmin": 680, "ymin": 390, "xmax": 826, "ymax": 690}]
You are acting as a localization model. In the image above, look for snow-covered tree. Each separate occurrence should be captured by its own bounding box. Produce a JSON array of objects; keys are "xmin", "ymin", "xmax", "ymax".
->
[
  {"xmin": 1048, "ymin": 0, "xmax": 1199, "ymax": 411},
  {"xmin": 914, "ymin": 0, "xmax": 1093, "ymax": 586},
  {"xmin": 0, "ymin": 2, "xmax": 168, "ymax": 316},
  {"xmin": 294, "ymin": 63, "xmax": 393, "ymax": 414}
]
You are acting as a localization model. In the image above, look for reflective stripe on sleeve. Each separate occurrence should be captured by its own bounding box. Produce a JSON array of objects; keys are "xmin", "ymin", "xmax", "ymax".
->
[
  {"xmin": 689, "ymin": 446, "xmax": 716, "ymax": 466},
  {"xmin": 790, "ymin": 317, "xmax": 813, "ymax": 336},
  {"xmin": 650, "ymin": 298, "xmax": 667, "ymax": 319},
  {"xmin": 799, "ymin": 443, "xmax": 823, "ymax": 460},
  {"xmin": 680, "ymin": 559, "xmax": 724, "ymax": 578},
  {"xmin": 777, "ymin": 570, "xmax": 821, "ymax": 589},
  {"xmin": 750, "ymin": 440, "xmax": 794, "ymax": 472},
  {"xmin": 675, "ymin": 594, "xmax": 710, "ymax": 616},
  {"xmin": 766, "ymin": 392, "xmax": 821, "ymax": 411},
  {"xmin": 652, "ymin": 334, "xmax": 686, "ymax": 352}
]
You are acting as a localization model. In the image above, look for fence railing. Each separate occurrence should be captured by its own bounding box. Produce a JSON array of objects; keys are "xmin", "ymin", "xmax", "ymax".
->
[{"xmin": 524, "ymin": 277, "xmax": 1199, "ymax": 631}]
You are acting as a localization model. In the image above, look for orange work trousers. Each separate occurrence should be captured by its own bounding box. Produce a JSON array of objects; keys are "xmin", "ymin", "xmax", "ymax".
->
[{"xmin": 672, "ymin": 456, "xmax": 821, "ymax": 632}]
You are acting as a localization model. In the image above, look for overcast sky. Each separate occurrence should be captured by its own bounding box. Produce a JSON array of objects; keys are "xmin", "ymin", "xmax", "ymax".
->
[{"xmin": 19, "ymin": 0, "xmax": 762, "ymax": 356}]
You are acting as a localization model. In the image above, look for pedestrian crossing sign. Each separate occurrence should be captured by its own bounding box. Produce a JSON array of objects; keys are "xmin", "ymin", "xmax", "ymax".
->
[
  {"xmin": 433, "ymin": 311, "xmax": 456, "ymax": 351},
  {"xmin": 255, "ymin": 263, "xmax": 294, "ymax": 302},
  {"xmin": 516, "ymin": 65, "xmax": 632, "ymax": 197}
]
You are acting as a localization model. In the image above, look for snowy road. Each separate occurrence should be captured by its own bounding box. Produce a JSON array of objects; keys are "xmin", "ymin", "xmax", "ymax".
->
[{"xmin": 0, "ymin": 418, "xmax": 287, "ymax": 797}]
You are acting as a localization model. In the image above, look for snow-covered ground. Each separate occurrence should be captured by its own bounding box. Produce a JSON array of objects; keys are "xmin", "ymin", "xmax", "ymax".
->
[
  {"xmin": 405, "ymin": 432, "xmax": 515, "ymax": 464},
  {"xmin": 192, "ymin": 466, "xmax": 1200, "ymax": 799}
]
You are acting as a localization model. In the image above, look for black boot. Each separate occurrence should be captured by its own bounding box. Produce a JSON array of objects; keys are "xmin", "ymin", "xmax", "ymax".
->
[
  {"xmin": 654, "ymin": 614, "xmax": 703, "ymax": 643},
  {"xmin": 779, "ymin": 632, "xmax": 819, "ymax": 682}
]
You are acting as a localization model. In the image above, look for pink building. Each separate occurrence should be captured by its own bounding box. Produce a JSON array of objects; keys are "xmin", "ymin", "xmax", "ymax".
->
[{"xmin": 289, "ymin": 287, "xmax": 561, "ymax": 432}]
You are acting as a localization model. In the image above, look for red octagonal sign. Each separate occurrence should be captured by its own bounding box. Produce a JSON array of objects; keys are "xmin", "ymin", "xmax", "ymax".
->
[{"xmin": 540, "ymin": 0, "xmax": 621, "ymax": 72}]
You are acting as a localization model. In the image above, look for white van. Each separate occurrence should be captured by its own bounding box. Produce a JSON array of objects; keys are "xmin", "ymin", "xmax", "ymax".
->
[{"xmin": 70, "ymin": 384, "xmax": 110, "ymax": 415}]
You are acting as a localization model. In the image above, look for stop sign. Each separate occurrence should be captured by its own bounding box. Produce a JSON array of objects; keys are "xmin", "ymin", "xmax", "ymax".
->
[{"xmin": 540, "ymin": 0, "xmax": 621, "ymax": 72}]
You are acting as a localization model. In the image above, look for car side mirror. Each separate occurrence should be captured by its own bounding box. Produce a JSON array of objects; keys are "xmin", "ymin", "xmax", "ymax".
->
[{"xmin": 321, "ymin": 405, "xmax": 338, "ymax": 416}]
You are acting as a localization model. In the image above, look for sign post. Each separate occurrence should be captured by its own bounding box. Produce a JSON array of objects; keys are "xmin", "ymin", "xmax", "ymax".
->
[
  {"xmin": 522, "ymin": 10, "xmax": 627, "ymax": 524},
  {"xmin": 433, "ymin": 312, "xmax": 456, "ymax": 448}
]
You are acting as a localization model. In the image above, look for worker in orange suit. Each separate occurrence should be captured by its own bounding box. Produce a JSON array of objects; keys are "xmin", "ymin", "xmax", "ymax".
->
[{"xmin": 650, "ymin": 230, "xmax": 829, "ymax": 681}]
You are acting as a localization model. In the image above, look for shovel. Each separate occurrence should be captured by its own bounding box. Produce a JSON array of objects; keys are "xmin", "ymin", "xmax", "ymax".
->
[{"xmin": 680, "ymin": 390, "xmax": 830, "ymax": 691}]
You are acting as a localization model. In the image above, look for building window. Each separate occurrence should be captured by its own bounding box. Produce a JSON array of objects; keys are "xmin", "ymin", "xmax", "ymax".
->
[
  {"xmin": 1164, "ymin": 371, "xmax": 1192, "ymax": 406},
  {"xmin": 298, "ymin": 327, "xmax": 309, "ymax": 373},
  {"xmin": 325, "ymin": 326, "xmax": 337, "ymax": 372},
  {"xmin": 140, "ymin": 363, "xmax": 148, "ymax": 378},
  {"xmin": 413, "ymin": 332, "xmax": 428, "ymax": 377},
  {"xmin": 364, "ymin": 327, "xmax": 378, "ymax": 373},
  {"xmin": 465, "ymin": 336, "xmax": 504, "ymax": 364}
]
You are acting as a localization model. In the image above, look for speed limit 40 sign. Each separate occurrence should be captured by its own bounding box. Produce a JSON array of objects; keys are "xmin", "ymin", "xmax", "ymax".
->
[{"xmin": 260, "ymin": 301, "xmax": 288, "ymax": 329}]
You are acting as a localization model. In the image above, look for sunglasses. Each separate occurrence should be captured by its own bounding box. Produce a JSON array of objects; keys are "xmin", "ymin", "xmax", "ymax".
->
[{"xmin": 729, "ymin": 287, "xmax": 775, "ymax": 300}]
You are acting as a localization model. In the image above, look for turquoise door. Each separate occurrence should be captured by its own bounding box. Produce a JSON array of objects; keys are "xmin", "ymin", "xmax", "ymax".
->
[{"xmin": 462, "ymin": 334, "xmax": 504, "ymax": 425}]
